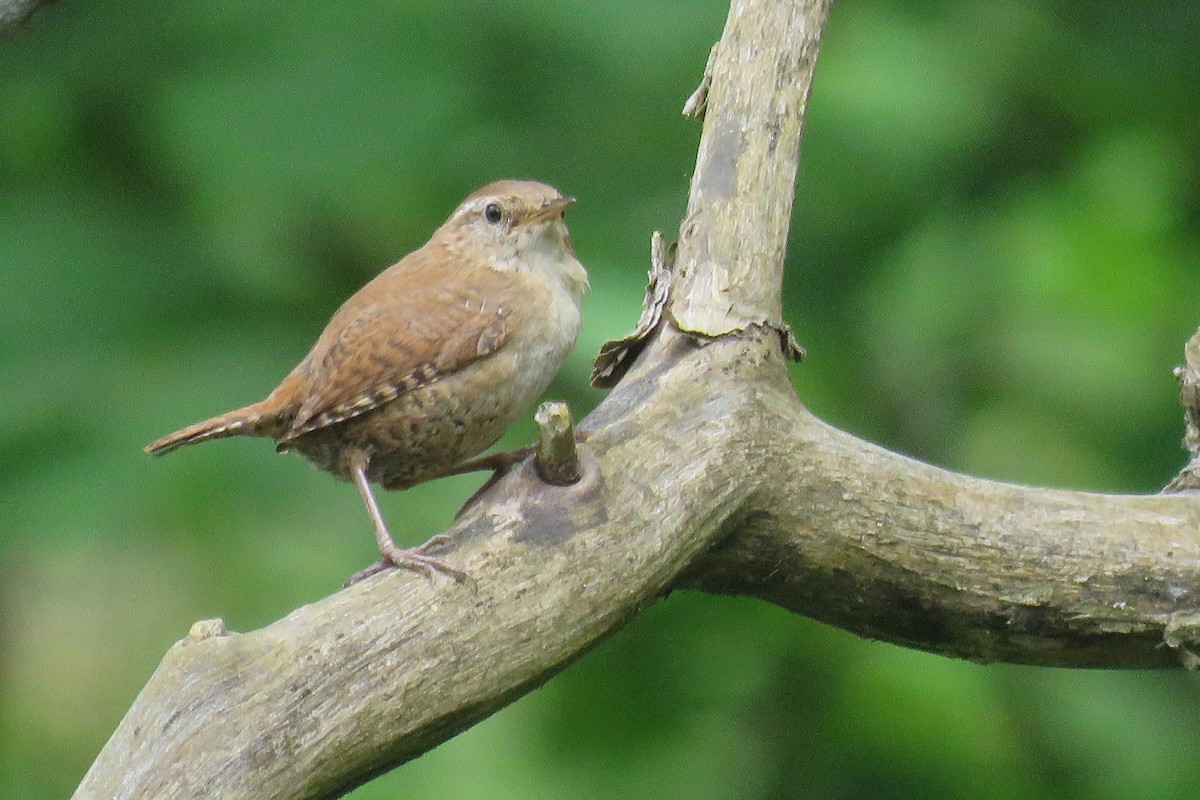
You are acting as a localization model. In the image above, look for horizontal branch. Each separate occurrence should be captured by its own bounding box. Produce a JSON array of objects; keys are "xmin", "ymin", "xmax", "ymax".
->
[{"xmin": 684, "ymin": 397, "xmax": 1200, "ymax": 668}]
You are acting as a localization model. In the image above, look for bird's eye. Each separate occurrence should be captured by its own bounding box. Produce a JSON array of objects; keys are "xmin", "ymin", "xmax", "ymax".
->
[{"xmin": 484, "ymin": 203, "xmax": 503, "ymax": 224}]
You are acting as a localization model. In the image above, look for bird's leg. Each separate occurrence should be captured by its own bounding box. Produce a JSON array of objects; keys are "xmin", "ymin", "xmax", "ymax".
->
[
  {"xmin": 450, "ymin": 431, "xmax": 593, "ymax": 520},
  {"xmin": 346, "ymin": 460, "xmax": 469, "ymax": 585},
  {"xmin": 449, "ymin": 447, "xmax": 536, "ymax": 520},
  {"xmin": 441, "ymin": 446, "xmax": 536, "ymax": 479},
  {"xmin": 445, "ymin": 431, "xmax": 590, "ymax": 480}
]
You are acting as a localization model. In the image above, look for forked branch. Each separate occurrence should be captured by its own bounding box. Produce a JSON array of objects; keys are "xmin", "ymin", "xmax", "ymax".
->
[{"xmin": 74, "ymin": 0, "xmax": 1200, "ymax": 798}]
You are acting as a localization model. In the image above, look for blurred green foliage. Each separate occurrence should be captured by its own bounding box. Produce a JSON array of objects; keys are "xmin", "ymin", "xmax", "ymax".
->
[{"xmin": 2, "ymin": 0, "xmax": 1199, "ymax": 798}]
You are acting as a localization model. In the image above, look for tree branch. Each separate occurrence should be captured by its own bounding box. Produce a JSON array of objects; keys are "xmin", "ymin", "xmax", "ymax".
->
[
  {"xmin": 1165, "ymin": 327, "xmax": 1200, "ymax": 492},
  {"xmin": 0, "ymin": 0, "xmax": 54, "ymax": 38},
  {"xmin": 76, "ymin": 325, "xmax": 779, "ymax": 800},
  {"xmin": 75, "ymin": 0, "xmax": 1200, "ymax": 797},
  {"xmin": 671, "ymin": 0, "xmax": 825, "ymax": 352},
  {"xmin": 683, "ymin": 399, "xmax": 1200, "ymax": 668}
]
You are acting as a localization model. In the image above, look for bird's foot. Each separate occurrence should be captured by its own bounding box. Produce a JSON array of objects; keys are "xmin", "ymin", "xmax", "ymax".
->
[{"xmin": 344, "ymin": 542, "xmax": 470, "ymax": 587}]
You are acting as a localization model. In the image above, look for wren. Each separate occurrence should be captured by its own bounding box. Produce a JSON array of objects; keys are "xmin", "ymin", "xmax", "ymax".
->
[{"xmin": 146, "ymin": 180, "xmax": 588, "ymax": 581}]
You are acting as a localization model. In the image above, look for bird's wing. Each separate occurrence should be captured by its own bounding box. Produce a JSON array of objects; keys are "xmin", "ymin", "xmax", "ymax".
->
[{"xmin": 281, "ymin": 269, "xmax": 510, "ymax": 440}]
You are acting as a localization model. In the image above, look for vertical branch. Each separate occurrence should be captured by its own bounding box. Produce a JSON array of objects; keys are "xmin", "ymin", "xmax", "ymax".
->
[
  {"xmin": 1165, "ymin": 327, "xmax": 1200, "ymax": 492},
  {"xmin": 670, "ymin": 0, "xmax": 831, "ymax": 340}
]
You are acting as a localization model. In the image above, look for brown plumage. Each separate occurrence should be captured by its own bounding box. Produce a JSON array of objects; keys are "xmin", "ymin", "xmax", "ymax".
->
[{"xmin": 147, "ymin": 180, "xmax": 588, "ymax": 581}]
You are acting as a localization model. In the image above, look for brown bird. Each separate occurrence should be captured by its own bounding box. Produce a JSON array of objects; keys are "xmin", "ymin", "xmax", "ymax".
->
[{"xmin": 146, "ymin": 180, "xmax": 588, "ymax": 581}]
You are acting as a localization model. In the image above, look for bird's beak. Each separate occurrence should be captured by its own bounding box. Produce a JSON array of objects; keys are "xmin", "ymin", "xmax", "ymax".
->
[{"xmin": 522, "ymin": 195, "xmax": 576, "ymax": 226}]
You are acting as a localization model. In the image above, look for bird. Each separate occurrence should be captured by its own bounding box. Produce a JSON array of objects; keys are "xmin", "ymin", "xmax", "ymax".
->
[{"xmin": 145, "ymin": 180, "xmax": 588, "ymax": 582}]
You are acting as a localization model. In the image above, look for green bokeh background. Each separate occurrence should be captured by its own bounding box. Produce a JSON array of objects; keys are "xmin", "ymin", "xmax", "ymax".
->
[{"xmin": 3, "ymin": 1, "xmax": 1200, "ymax": 797}]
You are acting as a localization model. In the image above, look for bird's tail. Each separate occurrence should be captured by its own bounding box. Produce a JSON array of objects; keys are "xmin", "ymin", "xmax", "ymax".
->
[{"xmin": 145, "ymin": 401, "xmax": 274, "ymax": 456}]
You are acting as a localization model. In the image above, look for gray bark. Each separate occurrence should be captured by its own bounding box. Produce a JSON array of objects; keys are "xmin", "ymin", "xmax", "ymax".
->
[
  {"xmin": 74, "ymin": 0, "xmax": 1200, "ymax": 798},
  {"xmin": 0, "ymin": 0, "xmax": 53, "ymax": 36}
]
